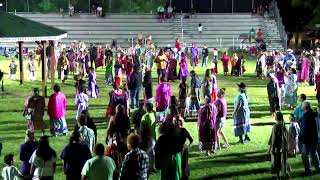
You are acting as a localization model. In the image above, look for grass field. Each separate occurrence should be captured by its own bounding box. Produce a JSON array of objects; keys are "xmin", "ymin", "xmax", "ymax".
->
[{"xmin": 0, "ymin": 54, "xmax": 319, "ymax": 180}]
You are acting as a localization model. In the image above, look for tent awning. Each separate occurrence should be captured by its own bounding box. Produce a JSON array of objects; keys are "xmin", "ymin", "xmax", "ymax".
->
[{"xmin": 0, "ymin": 12, "xmax": 67, "ymax": 43}]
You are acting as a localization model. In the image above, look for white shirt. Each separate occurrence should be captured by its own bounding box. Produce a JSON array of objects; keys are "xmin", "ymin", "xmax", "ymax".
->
[
  {"xmin": 79, "ymin": 126, "xmax": 95, "ymax": 153},
  {"xmin": 198, "ymin": 26, "xmax": 203, "ymax": 32},
  {"xmin": 29, "ymin": 151, "xmax": 57, "ymax": 177},
  {"xmin": 2, "ymin": 166, "xmax": 20, "ymax": 180}
]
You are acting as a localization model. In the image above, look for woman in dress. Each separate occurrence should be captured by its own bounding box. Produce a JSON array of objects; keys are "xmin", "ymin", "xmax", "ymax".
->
[
  {"xmin": 233, "ymin": 82, "xmax": 251, "ymax": 144},
  {"xmin": 67, "ymin": 50, "xmax": 76, "ymax": 75},
  {"xmin": 284, "ymin": 68, "xmax": 298, "ymax": 109},
  {"xmin": 268, "ymin": 112, "xmax": 290, "ymax": 179},
  {"xmin": 24, "ymin": 88, "xmax": 46, "ymax": 135},
  {"xmin": 300, "ymin": 53, "xmax": 309, "ymax": 83},
  {"xmin": 155, "ymin": 76, "xmax": 172, "ymax": 112},
  {"xmin": 178, "ymin": 52, "xmax": 189, "ymax": 80},
  {"xmin": 88, "ymin": 67, "xmax": 99, "ymax": 98},
  {"xmin": 96, "ymin": 45, "xmax": 105, "ymax": 68},
  {"xmin": 106, "ymin": 83, "xmax": 128, "ymax": 118},
  {"xmin": 198, "ymin": 96, "xmax": 217, "ymax": 155},
  {"xmin": 167, "ymin": 51, "xmax": 178, "ymax": 81},
  {"xmin": 221, "ymin": 52, "xmax": 230, "ymax": 76},
  {"xmin": 19, "ymin": 130, "xmax": 39, "ymax": 177},
  {"xmin": 231, "ymin": 53, "xmax": 238, "ymax": 76},
  {"xmin": 30, "ymin": 136, "xmax": 57, "ymax": 180}
]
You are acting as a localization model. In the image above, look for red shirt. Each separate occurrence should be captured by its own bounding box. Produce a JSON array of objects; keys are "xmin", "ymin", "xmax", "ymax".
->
[{"xmin": 175, "ymin": 41, "xmax": 181, "ymax": 52}]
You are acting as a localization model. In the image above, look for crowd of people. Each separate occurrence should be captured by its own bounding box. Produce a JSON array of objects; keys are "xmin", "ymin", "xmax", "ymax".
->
[{"xmin": 3, "ymin": 31, "xmax": 320, "ymax": 179}]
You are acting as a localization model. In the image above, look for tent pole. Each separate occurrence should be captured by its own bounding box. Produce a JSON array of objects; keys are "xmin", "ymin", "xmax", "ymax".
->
[
  {"xmin": 41, "ymin": 41, "xmax": 47, "ymax": 97},
  {"xmin": 50, "ymin": 42, "xmax": 55, "ymax": 89},
  {"xmin": 18, "ymin": 41, "xmax": 24, "ymax": 84}
]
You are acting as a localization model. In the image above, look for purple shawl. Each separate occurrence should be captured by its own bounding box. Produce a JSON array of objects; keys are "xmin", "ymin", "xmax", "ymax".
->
[
  {"xmin": 155, "ymin": 83, "xmax": 172, "ymax": 111},
  {"xmin": 197, "ymin": 103, "xmax": 217, "ymax": 143}
]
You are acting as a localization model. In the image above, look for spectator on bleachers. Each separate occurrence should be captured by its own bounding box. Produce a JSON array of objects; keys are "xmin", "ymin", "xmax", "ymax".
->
[
  {"xmin": 249, "ymin": 28, "xmax": 256, "ymax": 43},
  {"xmin": 167, "ymin": 5, "xmax": 174, "ymax": 19},
  {"xmin": 97, "ymin": 5, "xmax": 103, "ymax": 17},
  {"xmin": 69, "ymin": 4, "xmax": 74, "ymax": 17},
  {"xmin": 198, "ymin": 23, "xmax": 203, "ymax": 34},
  {"xmin": 256, "ymin": 29, "xmax": 264, "ymax": 43},
  {"xmin": 157, "ymin": 4, "xmax": 165, "ymax": 22}
]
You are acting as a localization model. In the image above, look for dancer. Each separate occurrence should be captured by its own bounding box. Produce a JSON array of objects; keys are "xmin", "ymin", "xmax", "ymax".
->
[
  {"xmin": 233, "ymin": 82, "xmax": 251, "ymax": 144},
  {"xmin": 214, "ymin": 88, "xmax": 230, "ymax": 149},
  {"xmin": 267, "ymin": 74, "xmax": 281, "ymax": 116},
  {"xmin": 268, "ymin": 112, "xmax": 290, "ymax": 179},
  {"xmin": 221, "ymin": 52, "xmax": 230, "ymax": 76},
  {"xmin": 198, "ymin": 96, "xmax": 217, "ymax": 155},
  {"xmin": 284, "ymin": 68, "xmax": 298, "ymax": 109},
  {"xmin": 48, "ymin": 84, "xmax": 68, "ymax": 136},
  {"xmin": 88, "ymin": 67, "xmax": 99, "ymax": 98},
  {"xmin": 75, "ymin": 86, "xmax": 89, "ymax": 121}
]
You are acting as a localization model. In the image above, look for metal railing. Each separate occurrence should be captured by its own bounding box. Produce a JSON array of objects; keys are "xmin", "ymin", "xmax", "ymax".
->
[{"xmin": 274, "ymin": 0, "xmax": 287, "ymax": 50}]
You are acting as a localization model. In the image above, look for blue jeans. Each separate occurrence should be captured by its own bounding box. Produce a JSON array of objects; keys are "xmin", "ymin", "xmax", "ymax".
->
[
  {"xmin": 202, "ymin": 56, "xmax": 208, "ymax": 67},
  {"xmin": 301, "ymin": 144, "xmax": 320, "ymax": 173},
  {"xmin": 130, "ymin": 87, "xmax": 141, "ymax": 109},
  {"xmin": 189, "ymin": 101, "xmax": 200, "ymax": 111},
  {"xmin": 191, "ymin": 56, "xmax": 196, "ymax": 68}
]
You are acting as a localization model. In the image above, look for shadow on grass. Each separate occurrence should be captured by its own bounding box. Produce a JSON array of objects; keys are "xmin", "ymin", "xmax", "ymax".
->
[
  {"xmin": 196, "ymin": 167, "xmax": 270, "ymax": 180},
  {"xmin": 251, "ymin": 122, "xmax": 275, "ymax": 127}
]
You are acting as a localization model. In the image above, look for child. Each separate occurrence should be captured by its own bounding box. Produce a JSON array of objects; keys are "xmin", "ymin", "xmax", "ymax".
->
[
  {"xmin": 179, "ymin": 77, "xmax": 189, "ymax": 117},
  {"xmin": 256, "ymin": 57, "xmax": 263, "ymax": 79},
  {"xmin": 88, "ymin": 67, "xmax": 99, "ymax": 98},
  {"xmin": 8, "ymin": 59, "xmax": 17, "ymax": 80},
  {"xmin": 231, "ymin": 53, "xmax": 238, "ymax": 76},
  {"xmin": 211, "ymin": 69, "xmax": 218, "ymax": 101},
  {"xmin": 214, "ymin": 88, "xmax": 230, "ymax": 150},
  {"xmin": 143, "ymin": 69, "xmax": 153, "ymax": 103},
  {"xmin": 276, "ymin": 66, "xmax": 285, "ymax": 104},
  {"xmin": 288, "ymin": 113, "xmax": 300, "ymax": 156},
  {"xmin": 212, "ymin": 48, "xmax": 218, "ymax": 74},
  {"xmin": 2, "ymin": 154, "xmax": 23, "ymax": 180},
  {"xmin": 60, "ymin": 52, "xmax": 69, "ymax": 83},
  {"xmin": 27, "ymin": 58, "xmax": 36, "ymax": 81},
  {"xmin": 105, "ymin": 59, "xmax": 113, "ymax": 85},
  {"xmin": 75, "ymin": 86, "xmax": 89, "ymax": 121},
  {"xmin": 74, "ymin": 74, "xmax": 85, "ymax": 95},
  {"xmin": 114, "ymin": 61, "xmax": 123, "ymax": 87},
  {"xmin": 189, "ymin": 70, "xmax": 201, "ymax": 116},
  {"xmin": 268, "ymin": 112, "xmax": 290, "ymax": 179}
]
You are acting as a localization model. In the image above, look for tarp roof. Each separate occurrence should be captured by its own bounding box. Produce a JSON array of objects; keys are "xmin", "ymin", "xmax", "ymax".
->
[{"xmin": 0, "ymin": 12, "xmax": 67, "ymax": 42}]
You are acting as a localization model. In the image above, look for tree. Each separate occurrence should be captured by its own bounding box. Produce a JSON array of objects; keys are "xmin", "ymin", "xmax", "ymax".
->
[{"xmin": 291, "ymin": 0, "xmax": 320, "ymax": 26}]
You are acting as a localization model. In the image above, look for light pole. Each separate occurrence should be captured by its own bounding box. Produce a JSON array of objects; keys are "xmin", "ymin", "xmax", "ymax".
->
[
  {"xmin": 6, "ymin": 0, "xmax": 7, "ymax": 12},
  {"xmin": 88, "ymin": 0, "xmax": 90, "ymax": 13},
  {"xmin": 27, "ymin": 0, "xmax": 29, "ymax": 12}
]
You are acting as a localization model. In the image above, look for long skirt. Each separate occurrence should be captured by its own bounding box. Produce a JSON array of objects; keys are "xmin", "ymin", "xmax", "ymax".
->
[
  {"xmin": 284, "ymin": 91, "xmax": 297, "ymax": 106},
  {"xmin": 50, "ymin": 118, "xmax": 68, "ymax": 135},
  {"xmin": 28, "ymin": 119, "xmax": 46, "ymax": 131},
  {"xmin": 234, "ymin": 108, "xmax": 251, "ymax": 137}
]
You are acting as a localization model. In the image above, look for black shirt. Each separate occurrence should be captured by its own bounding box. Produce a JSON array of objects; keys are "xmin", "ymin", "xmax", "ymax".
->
[{"xmin": 202, "ymin": 48, "xmax": 209, "ymax": 57}]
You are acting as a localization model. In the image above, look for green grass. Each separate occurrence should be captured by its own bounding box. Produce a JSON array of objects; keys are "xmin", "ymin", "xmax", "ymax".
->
[{"xmin": 0, "ymin": 55, "xmax": 319, "ymax": 180}]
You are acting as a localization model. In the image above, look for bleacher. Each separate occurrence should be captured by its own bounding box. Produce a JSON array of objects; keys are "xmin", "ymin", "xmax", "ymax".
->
[{"xmin": 2, "ymin": 13, "xmax": 284, "ymax": 51}]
